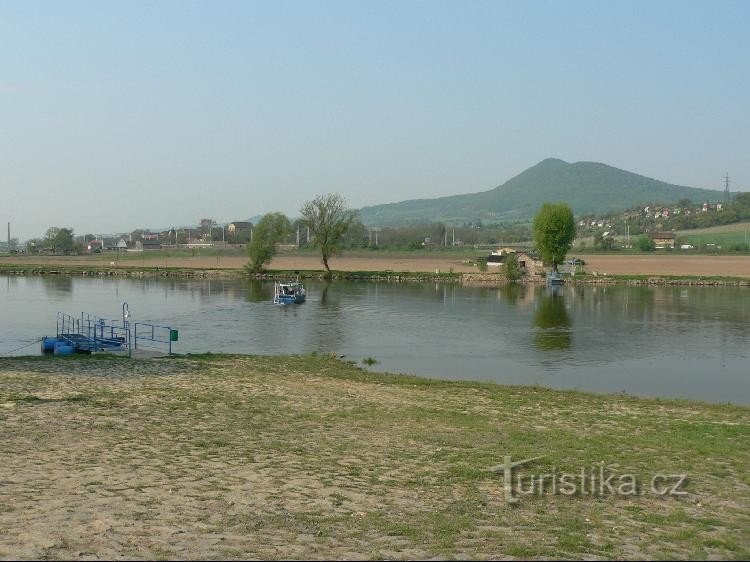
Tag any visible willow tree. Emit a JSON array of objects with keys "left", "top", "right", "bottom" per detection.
[
  {"left": 300, "top": 193, "right": 356, "bottom": 276},
  {"left": 533, "top": 203, "right": 576, "bottom": 271},
  {"left": 246, "top": 212, "right": 291, "bottom": 272},
  {"left": 503, "top": 252, "right": 522, "bottom": 282}
]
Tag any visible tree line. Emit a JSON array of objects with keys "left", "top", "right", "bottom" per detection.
[{"left": 247, "top": 193, "right": 358, "bottom": 276}]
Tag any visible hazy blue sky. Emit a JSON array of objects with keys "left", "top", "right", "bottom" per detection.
[{"left": 1, "top": 0, "right": 748, "bottom": 239}]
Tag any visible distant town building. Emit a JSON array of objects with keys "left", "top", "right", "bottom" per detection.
[
  {"left": 650, "top": 232, "right": 676, "bottom": 249},
  {"left": 228, "top": 222, "right": 251, "bottom": 234},
  {"left": 200, "top": 218, "right": 215, "bottom": 235},
  {"left": 87, "top": 239, "right": 103, "bottom": 253},
  {"left": 142, "top": 239, "right": 162, "bottom": 250}
]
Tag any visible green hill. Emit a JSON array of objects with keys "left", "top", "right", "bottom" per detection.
[{"left": 359, "top": 158, "right": 723, "bottom": 226}]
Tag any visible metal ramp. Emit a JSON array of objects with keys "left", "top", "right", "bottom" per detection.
[
  {"left": 53, "top": 302, "right": 177, "bottom": 357},
  {"left": 56, "top": 332, "right": 126, "bottom": 352}
]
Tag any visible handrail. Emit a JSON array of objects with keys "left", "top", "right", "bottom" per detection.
[
  {"left": 133, "top": 322, "right": 175, "bottom": 354},
  {"left": 54, "top": 305, "right": 176, "bottom": 356}
]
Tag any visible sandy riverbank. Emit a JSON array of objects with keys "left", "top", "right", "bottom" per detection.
[{"left": 1, "top": 354, "right": 749, "bottom": 559}]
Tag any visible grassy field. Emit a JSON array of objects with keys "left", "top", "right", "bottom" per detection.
[
  {"left": 1, "top": 354, "right": 748, "bottom": 559},
  {"left": 677, "top": 222, "right": 750, "bottom": 249}
]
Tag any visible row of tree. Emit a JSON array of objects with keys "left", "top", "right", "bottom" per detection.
[
  {"left": 24, "top": 227, "right": 76, "bottom": 255},
  {"left": 18, "top": 199, "right": 577, "bottom": 274},
  {"left": 666, "top": 193, "right": 750, "bottom": 231},
  {"left": 246, "top": 197, "right": 578, "bottom": 277},
  {"left": 247, "top": 193, "right": 357, "bottom": 276}
]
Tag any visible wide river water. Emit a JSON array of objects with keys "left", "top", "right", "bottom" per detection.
[{"left": 1, "top": 275, "right": 748, "bottom": 404}]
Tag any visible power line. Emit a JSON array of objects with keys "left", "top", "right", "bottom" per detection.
[{"left": 724, "top": 173, "right": 731, "bottom": 203}]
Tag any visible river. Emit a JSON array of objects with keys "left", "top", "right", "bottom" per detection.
[{"left": 1, "top": 275, "right": 748, "bottom": 404}]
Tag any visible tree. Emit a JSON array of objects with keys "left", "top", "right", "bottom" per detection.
[
  {"left": 54, "top": 228, "right": 74, "bottom": 254},
  {"left": 43, "top": 227, "right": 74, "bottom": 254},
  {"left": 637, "top": 235, "right": 656, "bottom": 252},
  {"left": 504, "top": 252, "right": 522, "bottom": 282},
  {"left": 340, "top": 217, "right": 369, "bottom": 249},
  {"left": 246, "top": 212, "right": 291, "bottom": 272},
  {"left": 300, "top": 193, "right": 357, "bottom": 275},
  {"left": 733, "top": 193, "right": 750, "bottom": 213},
  {"left": 533, "top": 203, "right": 576, "bottom": 271},
  {"left": 44, "top": 227, "right": 60, "bottom": 252}
]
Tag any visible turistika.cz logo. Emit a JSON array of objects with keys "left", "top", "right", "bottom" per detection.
[{"left": 489, "top": 455, "right": 687, "bottom": 504}]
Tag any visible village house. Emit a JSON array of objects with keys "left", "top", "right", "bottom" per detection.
[
  {"left": 228, "top": 221, "right": 251, "bottom": 234},
  {"left": 86, "top": 239, "right": 103, "bottom": 253},
  {"left": 650, "top": 232, "right": 676, "bottom": 249},
  {"left": 486, "top": 248, "right": 544, "bottom": 275}
]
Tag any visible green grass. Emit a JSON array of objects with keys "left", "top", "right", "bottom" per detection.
[
  {"left": 677, "top": 231, "right": 750, "bottom": 250},
  {"left": 678, "top": 220, "right": 750, "bottom": 235},
  {"left": 0, "top": 353, "right": 748, "bottom": 559},
  {"left": 674, "top": 221, "right": 750, "bottom": 251}
]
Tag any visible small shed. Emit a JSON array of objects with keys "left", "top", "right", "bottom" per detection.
[{"left": 486, "top": 249, "right": 544, "bottom": 275}]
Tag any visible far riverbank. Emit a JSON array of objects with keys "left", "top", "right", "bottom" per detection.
[{"left": 2, "top": 252, "right": 750, "bottom": 286}]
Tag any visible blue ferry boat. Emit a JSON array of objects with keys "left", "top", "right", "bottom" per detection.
[{"left": 273, "top": 281, "right": 306, "bottom": 304}]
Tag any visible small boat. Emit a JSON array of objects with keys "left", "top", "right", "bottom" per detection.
[
  {"left": 273, "top": 281, "right": 306, "bottom": 304},
  {"left": 547, "top": 270, "right": 565, "bottom": 286}
]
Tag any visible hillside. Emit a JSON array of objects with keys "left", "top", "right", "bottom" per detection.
[{"left": 359, "top": 158, "right": 723, "bottom": 226}]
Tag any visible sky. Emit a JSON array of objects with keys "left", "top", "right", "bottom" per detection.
[{"left": 1, "top": 0, "right": 748, "bottom": 240}]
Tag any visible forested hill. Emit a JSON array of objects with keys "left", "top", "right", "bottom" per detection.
[{"left": 359, "top": 158, "right": 722, "bottom": 226}]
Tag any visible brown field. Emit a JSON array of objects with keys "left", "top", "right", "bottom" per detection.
[
  {"left": 577, "top": 254, "right": 750, "bottom": 277},
  {"left": 0, "top": 254, "right": 478, "bottom": 273},
  {"left": 1, "top": 252, "right": 750, "bottom": 277}
]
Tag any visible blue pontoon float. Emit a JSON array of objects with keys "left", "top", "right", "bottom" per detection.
[{"left": 41, "top": 302, "right": 178, "bottom": 357}]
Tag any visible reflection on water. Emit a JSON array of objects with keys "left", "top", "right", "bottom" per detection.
[
  {"left": 500, "top": 283, "right": 525, "bottom": 305},
  {"left": 245, "top": 280, "right": 269, "bottom": 302},
  {"left": 533, "top": 287, "right": 572, "bottom": 351},
  {"left": 41, "top": 276, "right": 74, "bottom": 298},
  {"left": 1, "top": 275, "right": 749, "bottom": 404},
  {"left": 320, "top": 282, "right": 333, "bottom": 305}
]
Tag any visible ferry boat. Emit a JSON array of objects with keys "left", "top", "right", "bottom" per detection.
[{"left": 273, "top": 281, "right": 306, "bottom": 304}]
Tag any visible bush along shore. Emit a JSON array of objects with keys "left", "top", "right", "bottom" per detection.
[
  {"left": 0, "top": 353, "right": 748, "bottom": 559},
  {"left": 2, "top": 263, "right": 750, "bottom": 286}
]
